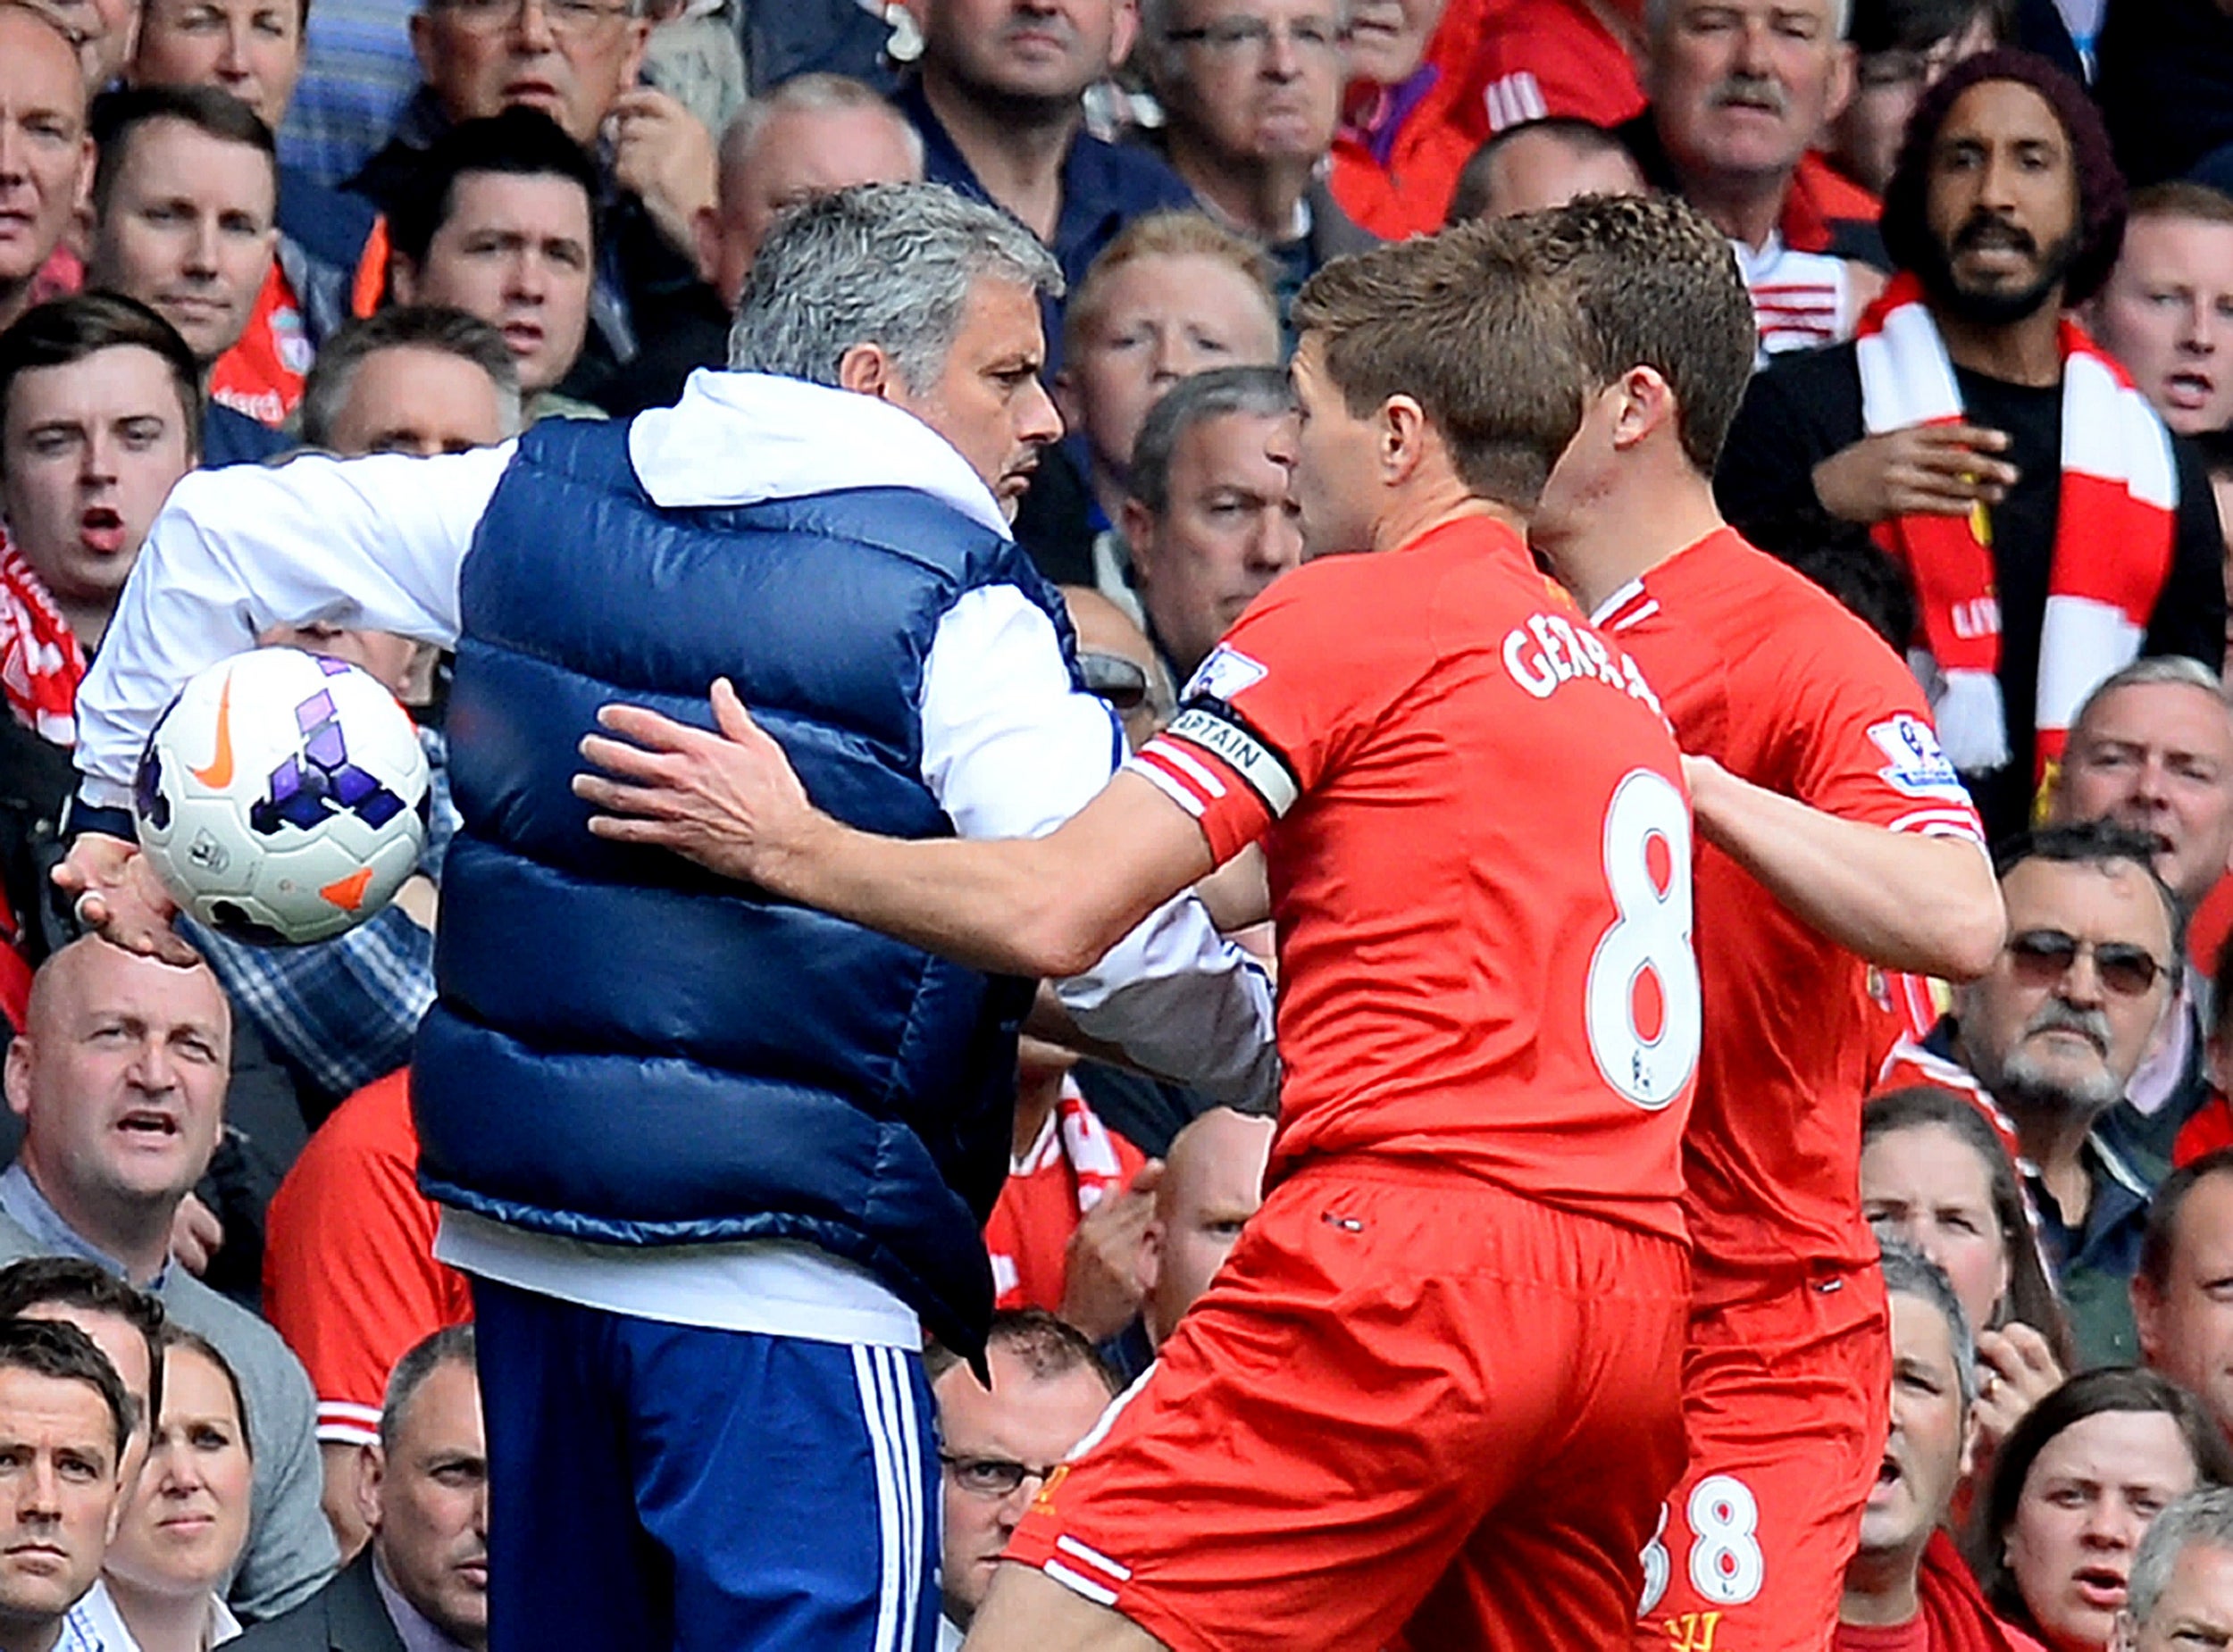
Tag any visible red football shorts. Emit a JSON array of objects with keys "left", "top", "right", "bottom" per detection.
[
  {"left": 1003, "top": 1159, "right": 1691, "bottom": 1652},
  {"left": 1635, "top": 1268, "right": 1891, "bottom": 1652}
]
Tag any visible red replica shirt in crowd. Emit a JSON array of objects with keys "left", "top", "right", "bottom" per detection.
[
  {"left": 1475, "top": 0, "right": 1647, "bottom": 132},
  {"left": 1596, "top": 529, "right": 1984, "bottom": 1300},
  {"left": 1131, "top": 515, "right": 1698, "bottom": 1242},
  {"left": 984, "top": 1087, "right": 1148, "bottom": 1314},
  {"left": 263, "top": 1070, "right": 474, "bottom": 1446}
]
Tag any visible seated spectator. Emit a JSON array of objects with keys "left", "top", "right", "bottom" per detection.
[
  {"left": 296, "top": 304, "right": 522, "bottom": 458},
  {"left": 348, "top": 0, "right": 717, "bottom": 413},
  {"left": 0, "top": 1257, "right": 163, "bottom": 1478},
  {"left": 1829, "top": 0, "right": 2003, "bottom": 198},
  {"left": 2137, "top": 1151, "right": 2233, "bottom": 1453},
  {"left": 1105, "top": 1104, "right": 1272, "bottom": 1381},
  {"left": 262, "top": 1071, "right": 473, "bottom": 1558},
  {"left": 928, "top": 1310, "right": 1119, "bottom": 1648},
  {"left": 2112, "top": 1487, "right": 2233, "bottom": 1651},
  {"left": 1714, "top": 51, "right": 2228, "bottom": 843},
  {"left": 1051, "top": 213, "right": 1281, "bottom": 551},
  {"left": 84, "top": 86, "right": 292, "bottom": 467},
  {"left": 1970, "top": 1368, "right": 2233, "bottom": 1652},
  {"left": 1627, "top": 0, "right": 1887, "bottom": 358},
  {"left": 2092, "top": 0, "right": 2233, "bottom": 191},
  {"left": 2173, "top": 933, "right": 2233, "bottom": 1166},
  {"left": 1135, "top": 0, "right": 1375, "bottom": 315},
  {"left": 128, "top": 0, "right": 388, "bottom": 429},
  {"left": 1326, "top": 0, "right": 1493, "bottom": 238},
  {"left": 698, "top": 75, "right": 922, "bottom": 311},
  {"left": 1919, "top": 824, "right": 2180, "bottom": 1365},
  {"left": 38, "top": 0, "right": 141, "bottom": 93},
  {"left": 1840, "top": 1240, "right": 2044, "bottom": 1650},
  {"left": 232, "top": 1325, "right": 488, "bottom": 1650},
  {"left": 2086, "top": 183, "right": 2233, "bottom": 441},
  {"left": 387, "top": 108, "right": 604, "bottom": 425},
  {"left": 72, "top": 1327, "right": 255, "bottom": 1650},
  {"left": 276, "top": 0, "right": 420, "bottom": 192},
  {"left": 1116, "top": 363, "right": 1300, "bottom": 686},
  {"left": 984, "top": 1037, "right": 1153, "bottom": 1343},
  {"left": 0, "top": 1318, "right": 134, "bottom": 1645},
  {"left": 2051, "top": 659, "right": 2233, "bottom": 1163},
  {"left": 0, "top": 4, "right": 96, "bottom": 338},
  {"left": 1864, "top": 1087, "right": 2074, "bottom": 1451},
  {"left": 0, "top": 295, "right": 198, "bottom": 746},
  {"left": 0, "top": 938, "right": 337, "bottom": 1619},
  {"left": 893, "top": 0, "right": 1194, "bottom": 330},
  {"left": 1444, "top": 116, "right": 1647, "bottom": 222}
]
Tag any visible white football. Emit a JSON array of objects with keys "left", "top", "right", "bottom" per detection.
[{"left": 132, "top": 647, "right": 430, "bottom": 945}]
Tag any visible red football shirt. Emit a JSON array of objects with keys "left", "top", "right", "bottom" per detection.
[
  {"left": 1131, "top": 516, "right": 1698, "bottom": 1242},
  {"left": 1597, "top": 529, "right": 1984, "bottom": 1301},
  {"left": 985, "top": 1089, "right": 1148, "bottom": 1314},
  {"left": 1476, "top": 0, "right": 1647, "bottom": 132}
]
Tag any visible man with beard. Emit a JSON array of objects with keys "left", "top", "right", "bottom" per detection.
[
  {"left": 1716, "top": 50, "right": 2228, "bottom": 845},
  {"left": 1925, "top": 821, "right": 2181, "bottom": 1366}
]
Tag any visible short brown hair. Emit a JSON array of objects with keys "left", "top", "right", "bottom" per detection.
[
  {"left": 1063, "top": 211, "right": 1278, "bottom": 358},
  {"left": 1291, "top": 222, "right": 1587, "bottom": 508},
  {"left": 2128, "top": 179, "right": 2233, "bottom": 229},
  {"left": 1514, "top": 192, "right": 1758, "bottom": 475}
]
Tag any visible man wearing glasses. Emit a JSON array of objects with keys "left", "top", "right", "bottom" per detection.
[
  {"left": 1134, "top": 0, "right": 1378, "bottom": 315},
  {"left": 1933, "top": 819, "right": 2184, "bottom": 1366},
  {"left": 346, "top": 0, "right": 717, "bottom": 413},
  {"left": 929, "top": 1312, "right": 1121, "bottom": 1652}
]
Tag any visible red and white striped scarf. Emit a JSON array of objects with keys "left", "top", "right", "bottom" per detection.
[
  {"left": 1855, "top": 272, "right": 2177, "bottom": 785},
  {"left": 0, "top": 535, "right": 85, "bottom": 748}
]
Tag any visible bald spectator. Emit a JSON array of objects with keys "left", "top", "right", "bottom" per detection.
[
  {"left": 698, "top": 77, "right": 922, "bottom": 311},
  {"left": 929, "top": 1312, "right": 1119, "bottom": 1649},
  {"left": 1134, "top": 0, "right": 1376, "bottom": 315},
  {"left": 2135, "top": 1151, "right": 2233, "bottom": 1448},
  {"left": 84, "top": 86, "right": 292, "bottom": 467},
  {"left": 1103, "top": 1105, "right": 1273, "bottom": 1381},
  {"left": 2052, "top": 659, "right": 2233, "bottom": 1161},
  {"left": 1445, "top": 116, "right": 1647, "bottom": 222},
  {"left": 0, "top": 4, "right": 95, "bottom": 339},
  {"left": 0, "top": 939, "right": 337, "bottom": 1619},
  {"left": 1117, "top": 363, "right": 1300, "bottom": 687},
  {"left": 2088, "top": 183, "right": 2233, "bottom": 440},
  {"left": 1052, "top": 218, "right": 1281, "bottom": 585},
  {"left": 2114, "top": 1487, "right": 2233, "bottom": 1651},
  {"left": 346, "top": 0, "right": 722, "bottom": 414},
  {"left": 895, "top": 0, "right": 1195, "bottom": 337},
  {"left": 1627, "top": 0, "right": 1889, "bottom": 357},
  {"left": 1827, "top": 0, "right": 2002, "bottom": 198}
]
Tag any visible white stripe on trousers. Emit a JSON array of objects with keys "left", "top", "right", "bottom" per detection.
[{"left": 854, "top": 1346, "right": 928, "bottom": 1650}]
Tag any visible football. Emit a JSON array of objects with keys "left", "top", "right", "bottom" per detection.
[{"left": 132, "top": 647, "right": 431, "bottom": 945}]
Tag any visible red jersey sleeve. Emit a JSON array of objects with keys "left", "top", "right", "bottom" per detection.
[
  {"left": 1780, "top": 616, "right": 1986, "bottom": 844},
  {"left": 1128, "top": 581, "right": 1402, "bottom": 864}
]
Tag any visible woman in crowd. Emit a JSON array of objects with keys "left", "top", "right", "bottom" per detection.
[
  {"left": 1863, "top": 1087, "right": 2074, "bottom": 1450},
  {"left": 1969, "top": 1367, "right": 2233, "bottom": 1652},
  {"left": 79, "top": 1326, "right": 254, "bottom": 1650}
]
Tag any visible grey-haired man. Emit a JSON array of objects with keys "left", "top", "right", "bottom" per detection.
[{"left": 59, "top": 181, "right": 1275, "bottom": 1651}]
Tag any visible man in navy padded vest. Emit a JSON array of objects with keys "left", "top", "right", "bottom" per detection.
[{"left": 54, "top": 182, "right": 1279, "bottom": 1652}]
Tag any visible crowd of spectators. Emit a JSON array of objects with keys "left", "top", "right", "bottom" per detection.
[{"left": 0, "top": 0, "right": 2229, "bottom": 1641}]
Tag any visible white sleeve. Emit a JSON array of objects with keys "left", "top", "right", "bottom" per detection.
[
  {"left": 921, "top": 587, "right": 1279, "bottom": 1110},
  {"left": 75, "top": 445, "right": 514, "bottom": 808}
]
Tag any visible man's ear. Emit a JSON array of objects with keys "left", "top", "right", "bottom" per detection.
[
  {"left": 4, "top": 1033, "right": 33, "bottom": 1125},
  {"left": 1379, "top": 394, "right": 1430, "bottom": 481},
  {"left": 838, "top": 341, "right": 899, "bottom": 402},
  {"left": 1119, "top": 497, "right": 1157, "bottom": 572},
  {"left": 389, "top": 254, "right": 421, "bottom": 306},
  {"left": 2133, "top": 1268, "right": 2167, "bottom": 1367},
  {"left": 353, "top": 1442, "right": 385, "bottom": 1534},
  {"left": 1137, "top": 1219, "right": 1163, "bottom": 1297}
]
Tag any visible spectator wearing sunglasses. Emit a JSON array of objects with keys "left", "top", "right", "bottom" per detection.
[
  {"left": 926, "top": 1310, "right": 1119, "bottom": 1650},
  {"left": 1924, "top": 820, "right": 2182, "bottom": 1365},
  {"left": 2050, "top": 659, "right": 2233, "bottom": 1164}
]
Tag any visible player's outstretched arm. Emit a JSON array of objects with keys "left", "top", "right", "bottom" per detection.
[
  {"left": 577, "top": 680, "right": 1217, "bottom": 980},
  {"left": 1685, "top": 755, "right": 2006, "bottom": 979}
]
